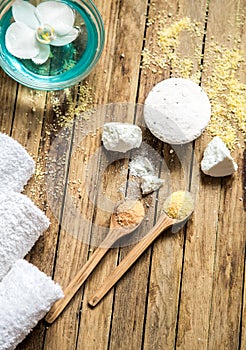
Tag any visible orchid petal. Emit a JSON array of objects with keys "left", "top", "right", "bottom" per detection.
[
  {"left": 51, "top": 27, "right": 79, "bottom": 46},
  {"left": 32, "top": 43, "right": 50, "bottom": 65},
  {"left": 36, "top": 1, "right": 75, "bottom": 28},
  {"left": 5, "top": 22, "right": 39, "bottom": 59},
  {"left": 12, "top": 0, "right": 39, "bottom": 30},
  {"left": 52, "top": 22, "right": 76, "bottom": 36}
]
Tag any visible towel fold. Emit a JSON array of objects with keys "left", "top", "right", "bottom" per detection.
[
  {"left": 0, "top": 259, "right": 63, "bottom": 350},
  {"left": 0, "top": 192, "right": 50, "bottom": 280},
  {"left": 0, "top": 132, "right": 35, "bottom": 193}
]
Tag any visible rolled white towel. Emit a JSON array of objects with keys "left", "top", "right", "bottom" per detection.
[
  {"left": 0, "top": 132, "right": 35, "bottom": 193},
  {"left": 0, "top": 192, "right": 50, "bottom": 280},
  {"left": 0, "top": 259, "right": 64, "bottom": 350}
]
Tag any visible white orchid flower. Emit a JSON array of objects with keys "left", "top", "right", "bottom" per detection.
[{"left": 5, "top": 0, "right": 79, "bottom": 64}]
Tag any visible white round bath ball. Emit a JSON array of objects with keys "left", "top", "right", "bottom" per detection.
[{"left": 144, "top": 78, "right": 211, "bottom": 144}]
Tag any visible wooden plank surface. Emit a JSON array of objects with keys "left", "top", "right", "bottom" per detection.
[
  {"left": 138, "top": 1, "right": 208, "bottom": 349},
  {"left": 0, "top": 0, "right": 245, "bottom": 349},
  {"left": 204, "top": 1, "right": 245, "bottom": 349}
]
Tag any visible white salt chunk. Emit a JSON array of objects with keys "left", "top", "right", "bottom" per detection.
[
  {"left": 129, "top": 156, "right": 154, "bottom": 177},
  {"left": 201, "top": 137, "right": 238, "bottom": 177},
  {"left": 129, "top": 157, "right": 164, "bottom": 194},
  {"left": 102, "top": 122, "right": 142, "bottom": 153},
  {"left": 141, "top": 175, "right": 164, "bottom": 194},
  {"left": 144, "top": 78, "right": 211, "bottom": 144}
]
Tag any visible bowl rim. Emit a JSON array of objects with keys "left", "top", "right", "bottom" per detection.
[{"left": 0, "top": 0, "right": 105, "bottom": 90}]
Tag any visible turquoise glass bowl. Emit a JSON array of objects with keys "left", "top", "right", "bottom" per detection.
[{"left": 0, "top": 0, "right": 105, "bottom": 90}]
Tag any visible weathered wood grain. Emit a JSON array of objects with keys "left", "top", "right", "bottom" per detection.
[
  {"left": 176, "top": 1, "right": 246, "bottom": 349},
  {"left": 0, "top": 70, "right": 17, "bottom": 133},
  {"left": 136, "top": 0, "right": 208, "bottom": 349},
  {"left": 242, "top": 250, "right": 246, "bottom": 349},
  {"left": 76, "top": 1, "right": 150, "bottom": 349},
  {"left": 44, "top": 0, "right": 149, "bottom": 348},
  {"left": 0, "top": 0, "right": 245, "bottom": 349},
  {"left": 205, "top": 1, "right": 246, "bottom": 349},
  {"left": 110, "top": 0, "right": 179, "bottom": 347},
  {"left": 43, "top": 0, "right": 123, "bottom": 348},
  {"left": 240, "top": 8, "right": 246, "bottom": 346}
]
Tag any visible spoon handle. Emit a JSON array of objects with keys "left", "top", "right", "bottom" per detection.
[
  {"left": 88, "top": 214, "right": 174, "bottom": 308},
  {"left": 45, "top": 229, "right": 119, "bottom": 324}
]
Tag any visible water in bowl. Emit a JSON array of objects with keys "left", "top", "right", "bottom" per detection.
[{"left": 0, "top": 0, "right": 100, "bottom": 88}]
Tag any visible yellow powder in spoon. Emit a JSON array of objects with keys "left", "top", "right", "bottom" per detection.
[
  {"left": 163, "top": 191, "right": 194, "bottom": 220},
  {"left": 115, "top": 200, "right": 145, "bottom": 229}
]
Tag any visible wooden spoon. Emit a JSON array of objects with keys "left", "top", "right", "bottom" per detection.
[
  {"left": 45, "top": 200, "right": 145, "bottom": 324},
  {"left": 88, "top": 213, "right": 175, "bottom": 307},
  {"left": 88, "top": 191, "right": 194, "bottom": 307}
]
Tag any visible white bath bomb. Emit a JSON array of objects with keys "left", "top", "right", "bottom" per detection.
[
  {"left": 201, "top": 137, "right": 238, "bottom": 177},
  {"left": 102, "top": 122, "right": 142, "bottom": 153},
  {"left": 144, "top": 78, "right": 211, "bottom": 144}
]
